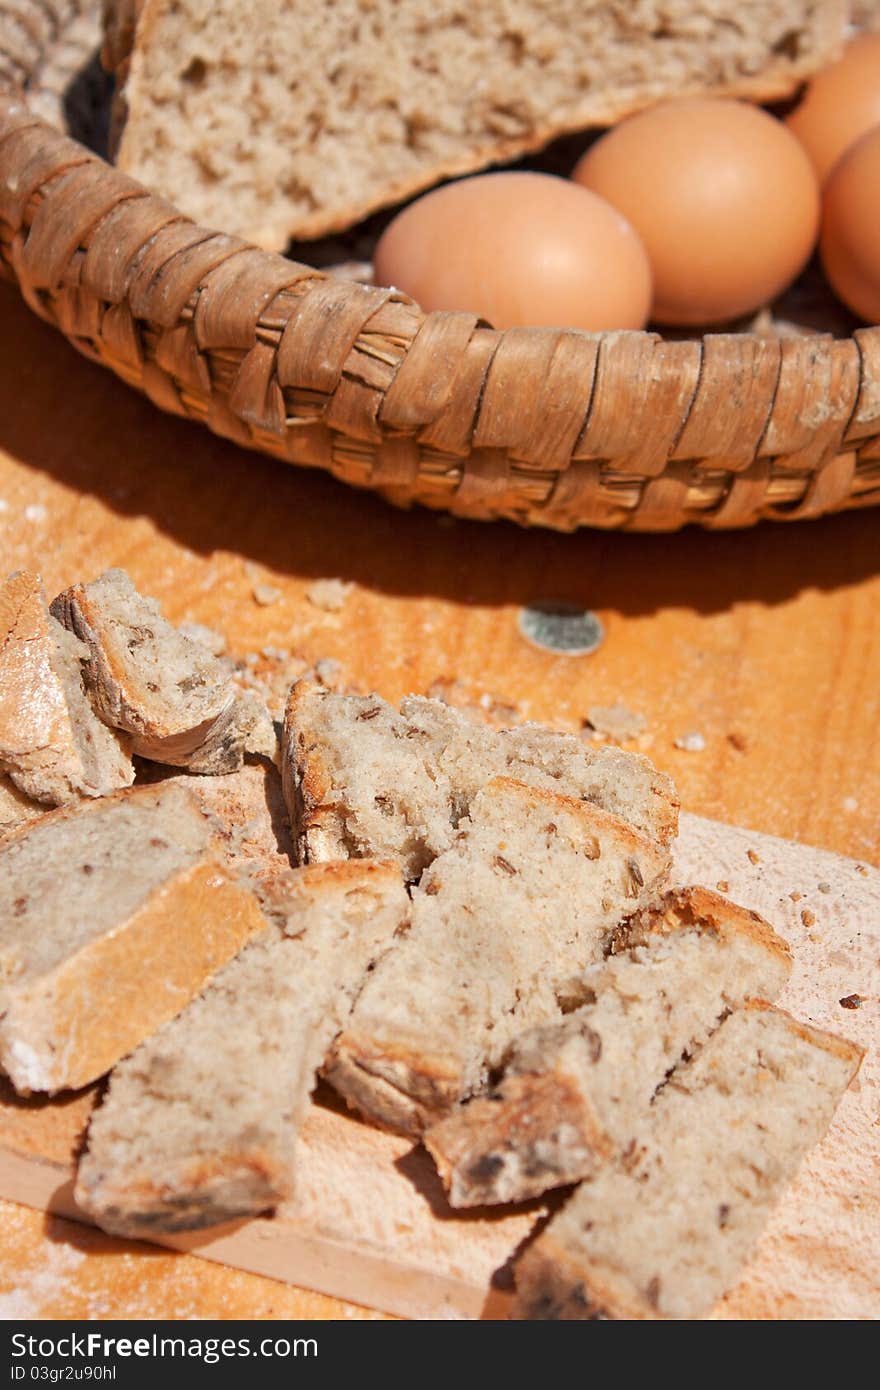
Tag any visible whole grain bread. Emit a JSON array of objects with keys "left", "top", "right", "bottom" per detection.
[
  {"left": 514, "top": 1004, "right": 863, "bottom": 1320},
  {"left": 283, "top": 680, "right": 677, "bottom": 880},
  {"left": 0, "top": 571, "right": 134, "bottom": 806},
  {"left": 75, "top": 859, "right": 407, "bottom": 1234},
  {"left": 0, "top": 783, "right": 266, "bottom": 1093},
  {"left": 425, "top": 886, "right": 792, "bottom": 1206},
  {"left": 52, "top": 569, "right": 275, "bottom": 774},
  {"left": 104, "top": 0, "right": 844, "bottom": 250},
  {"left": 326, "top": 777, "right": 669, "bottom": 1136}
]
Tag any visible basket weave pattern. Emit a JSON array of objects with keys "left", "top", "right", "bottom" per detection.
[{"left": 1, "top": 1, "right": 880, "bottom": 530}]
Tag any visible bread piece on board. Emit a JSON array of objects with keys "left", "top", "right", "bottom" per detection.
[
  {"left": 425, "top": 886, "right": 792, "bottom": 1206},
  {"left": 283, "top": 680, "right": 677, "bottom": 879},
  {"left": 514, "top": 1004, "right": 863, "bottom": 1320},
  {"left": 104, "top": 1, "right": 844, "bottom": 249},
  {"left": 0, "top": 783, "right": 266, "bottom": 1093},
  {"left": 0, "top": 571, "right": 134, "bottom": 806},
  {"left": 75, "top": 859, "right": 408, "bottom": 1235},
  {"left": 51, "top": 569, "right": 274, "bottom": 774},
  {"left": 326, "top": 778, "right": 669, "bottom": 1136}
]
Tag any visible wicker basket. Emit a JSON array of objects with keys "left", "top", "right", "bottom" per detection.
[{"left": 1, "top": 1, "right": 879, "bottom": 531}]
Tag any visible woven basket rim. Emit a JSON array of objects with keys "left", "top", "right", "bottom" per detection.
[{"left": 0, "top": 0, "right": 879, "bottom": 532}]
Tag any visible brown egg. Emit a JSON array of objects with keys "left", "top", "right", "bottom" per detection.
[
  {"left": 820, "top": 125, "right": 880, "bottom": 323},
  {"left": 573, "top": 98, "right": 820, "bottom": 327},
  {"left": 786, "top": 33, "right": 880, "bottom": 183},
  {"left": 372, "top": 172, "right": 652, "bottom": 332}
]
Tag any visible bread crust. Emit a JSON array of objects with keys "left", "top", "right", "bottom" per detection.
[
  {"left": 740, "top": 998, "right": 864, "bottom": 1071},
  {"left": 484, "top": 775, "right": 665, "bottom": 860},
  {"left": 426, "top": 1070, "right": 607, "bottom": 1206},
  {"left": 324, "top": 1041, "right": 463, "bottom": 1136},
  {"left": 280, "top": 855, "right": 407, "bottom": 902},
  {"left": 76, "top": 1148, "right": 291, "bottom": 1237},
  {"left": 0, "top": 570, "right": 133, "bottom": 804},
  {"left": 515, "top": 1233, "right": 662, "bottom": 1320},
  {"left": 626, "top": 884, "right": 793, "bottom": 965},
  {"left": 52, "top": 574, "right": 270, "bottom": 773},
  {"left": 281, "top": 680, "right": 349, "bottom": 864}
]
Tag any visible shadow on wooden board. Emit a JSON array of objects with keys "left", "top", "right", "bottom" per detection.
[{"left": 0, "top": 284, "right": 877, "bottom": 618}]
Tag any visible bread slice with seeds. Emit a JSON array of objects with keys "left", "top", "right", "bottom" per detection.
[
  {"left": 51, "top": 569, "right": 274, "bottom": 774},
  {"left": 514, "top": 1004, "right": 863, "bottom": 1320},
  {"left": 0, "top": 571, "right": 134, "bottom": 806},
  {"left": 425, "top": 886, "right": 792, "bottom": 1206},
  {"left": 75, "top": 859, "right": 407, "bottom": 1235},
  {"left": 0, "top": 782, "right": 266, "bottom": 1093},
  {"left": 282, "top": 679, "right": 677, "bottom": 879},
  {"left": 325, "top": 777, "right": 669, "bottom": 1136}
]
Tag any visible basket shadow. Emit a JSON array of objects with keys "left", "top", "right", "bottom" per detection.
[{"left": 0, "top": 282, "right": 877, "bottom": 618}]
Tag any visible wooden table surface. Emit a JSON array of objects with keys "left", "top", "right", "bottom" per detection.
[{"left": 0, "top": 280, "right": 878, "bottom": 1320}]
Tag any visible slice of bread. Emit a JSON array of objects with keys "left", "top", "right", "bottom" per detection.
[
  {"left": 104, "top": 1, "right": 844, "bottom": 249},
  {"left": 0, "top": 571, "right": 134, "bottom": 806},
  {"left": 51, "top": 569, "right": 274, "bottom": 774},
  {"left": 283, "top": 680, "right": 677, "bottom": 880},
  {"left": 425, "top": 887, "right": 792, "bottom": 1206},
  {"left": 326, "top": 778, "right": 669, "bottom": 1136},
  {"left": 75, "top": 859, "right": 407, "bottom": 1235},
  {"left": 514, "top": 1004, "right": 863, "bottom": 1319},
  {"left": 0, "top": 783, "right": 266, "bottom": 1093}
]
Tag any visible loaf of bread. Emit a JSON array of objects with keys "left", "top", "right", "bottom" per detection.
[
  {"left": 103, "top": 1, "right": 844, "bottom": 249},
  {"left": 425, "top": 887, "right": 792, "bottom": 1206},
  {"left": 514, "top": 1004, "right": 863, "bottom": 1319},
  {"left": 75, "top": 859, "right": 407, "bottom": 1234},
  {"left": 52, "top": 569, "right": 274, "bottom": 774},
  {"left": 326, "top": 777, "right": 669, "bottom": 1135},
  {"left": 0, "top": 571, "right": 133, "bottom": 806},
  {"left": 283, "top": 680, "right": 677, "bottom": 880},
  {"left": 0, "top": 783, "right": 266, "bottom": 1093}
]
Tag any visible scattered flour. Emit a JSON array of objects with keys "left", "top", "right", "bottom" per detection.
[{"left": 0, "top": 1231, "right": 86, "bottom": 1319}]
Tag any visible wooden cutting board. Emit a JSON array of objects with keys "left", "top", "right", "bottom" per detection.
[
  {"left": 1, "top": 812, "right": 876, "bottom": 1320},
  {"left": 0, "top": 280, "right": 878, "bottom": 1317}
]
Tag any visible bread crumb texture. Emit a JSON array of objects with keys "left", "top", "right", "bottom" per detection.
[
  {"left": 0, "top": 571, "right": 133, "bottom": 806},
  {"left": 111, "top": 0, "right": 843, "bottom": 246},
  {"left": 282, "top": 680, "right": 678, "bottom": 880}
]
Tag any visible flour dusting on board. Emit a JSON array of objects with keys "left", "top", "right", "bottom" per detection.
[{"left": 0, "top": 1219, "right": 85, "bottom": 1319}]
